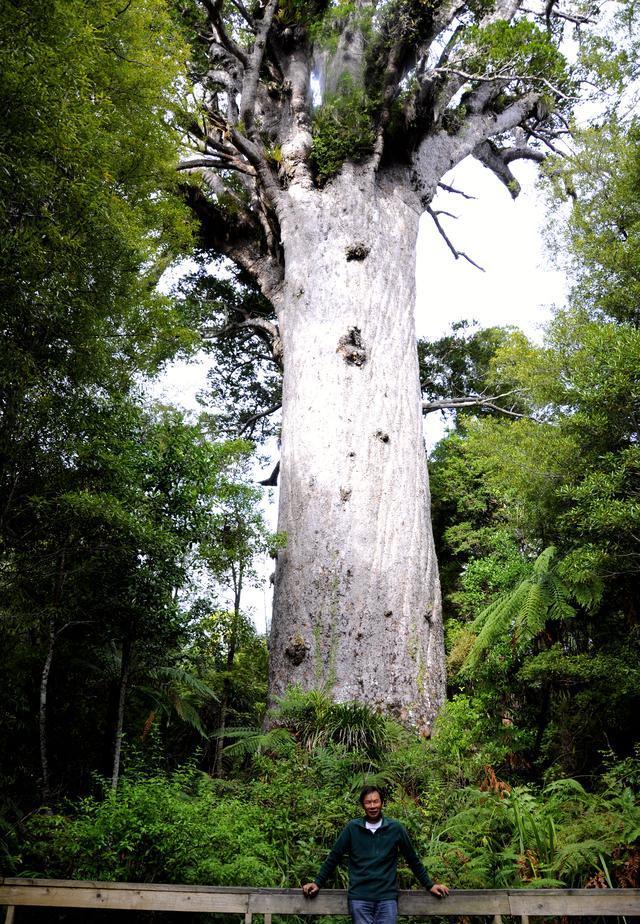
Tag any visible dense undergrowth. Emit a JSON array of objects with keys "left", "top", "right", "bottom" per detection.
[{"left": 11, "top": 690, "right": 640, "bottom": 894}]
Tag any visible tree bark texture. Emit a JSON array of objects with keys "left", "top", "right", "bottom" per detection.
[
  {"left": 182, "top": 0, "right": 575, "bottom": 728},
  {"left": 269, "top": 169, "right": 445, "bottom": 730}
]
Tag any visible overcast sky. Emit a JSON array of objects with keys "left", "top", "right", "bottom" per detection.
[{"left": 152, "top": 156, "right": 568, "bottom": 631}]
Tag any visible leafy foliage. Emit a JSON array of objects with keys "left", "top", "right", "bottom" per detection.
[
  {"left": 310, "top": 77, "right": 377, "bottom": 184},
  {"left": 171, "top": 258, "right": 282, "bottom": 441},
  {"left": 427, "top": 112, "right": 640, "bottom": 783},
  {"left": 460, "top": 547, "right": 577, "bottom": 674}
]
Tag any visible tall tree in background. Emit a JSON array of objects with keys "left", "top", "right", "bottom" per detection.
[
  {"left": 424, "top": 108, "right": 640, "bottom": 777},
  {"left": 176, "top": 0, "right": 611, "bottom": 727}
]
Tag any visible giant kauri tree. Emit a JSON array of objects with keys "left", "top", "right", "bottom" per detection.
[{"left": 178, "top": 0, "right": 597, "bottom": 729}]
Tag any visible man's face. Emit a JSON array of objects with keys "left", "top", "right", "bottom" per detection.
[{"left": 362, "top": 791, "right": 383, "bottom": 821}]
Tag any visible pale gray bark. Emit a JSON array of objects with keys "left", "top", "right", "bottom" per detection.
[
  {"left": 111, "top": 636, "right": 132, "bottom": 791},
  {"left": 184, "top": 0, "right": 580, "bottom": 729},
  {"left": 39, "top": 616, "right": 56, "bottom": 804},
  {"left": 268, "top": 167, "right": 445, "bottom": 731}
]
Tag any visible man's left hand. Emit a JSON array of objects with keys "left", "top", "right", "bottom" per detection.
[{"left": 429, "top": 884, "right": 449, "bottom": 898}]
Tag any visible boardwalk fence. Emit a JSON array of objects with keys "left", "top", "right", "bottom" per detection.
[{"left": 1, "top": 880, "right": 639, "bottom": 923}]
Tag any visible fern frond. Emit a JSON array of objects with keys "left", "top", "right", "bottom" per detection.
[
  {"left": 464, "top": 583, "right": 531, "bottom": 671},
  {"left": 533, "top": 546, "right": 557, "bottom": 576},
  {"left": 515, "top": 582, "right": 548, "bottom": 650},
  {"left": 173, "top": 700, "right": 208, "bottom": 736},
  {"left": 148, "top": 666, "right": 218, "bottom": 700},
  {"left": 221, "top": 726, "right": 295, "bottom": 758}
]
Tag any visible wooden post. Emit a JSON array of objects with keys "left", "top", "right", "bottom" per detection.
[
  {"left": 264, "top": 914, "right": 272, "bottom": 924},
  {"left": 493, "top": 915, "right": 502, "bottom": 924},
  {"left": 521, "top": 915, "right": 529, "bottom": 924},
  {"left": 245, "top": 911, "right": 252, "bottom": 924},
  {"left": 4, "top": 907, "right": 16, "bottom": 924}
]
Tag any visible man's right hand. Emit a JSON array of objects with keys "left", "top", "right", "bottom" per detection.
[
  {"left": 302, "top": 883, "right": 319, "bottom": 897},
  {"left": 430, "top": 884, "right": 449, "bottom": 898}
]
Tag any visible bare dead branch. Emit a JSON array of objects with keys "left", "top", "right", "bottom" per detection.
[
  {"left": 438, "top": 182, "right": 477, "bottom": 200},
  {"left": 433, "top": 64, "right": 578, "bottom": 102},
  {"left": 522, "top": 3, "right": 596, "bottom": 25},
  {"left": 177, "top": 156, "right": 257, "bottom": 175},
  {"left": 427, "top": 206, "right": 485, "bottom": 271},
  {"left": 422, "top": 394, "right": 529, "bottom": 418}
]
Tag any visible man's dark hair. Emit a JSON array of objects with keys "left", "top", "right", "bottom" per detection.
[{"left": 359, "top": 785, "right": 384, "bottom": 806}]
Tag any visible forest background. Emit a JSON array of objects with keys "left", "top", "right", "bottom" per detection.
[{"left": 1, "top": 0, "right": 639, "bottom": 920}]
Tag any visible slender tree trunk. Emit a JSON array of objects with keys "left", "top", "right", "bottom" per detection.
[
  {"left": 39, "top": 615, "right": 56, "bottom": 804},
  {"left": 39, "top": 549, "right": 67, "bottom": 804},
  {"left": 213, "top": 566, "right": 243, "bottom": 776},
  {"left": 111, "top": 636, "right": 132, "bottom": 791},
  {"left": 269, "top": 167, "right": 446, "bottom": 732}
]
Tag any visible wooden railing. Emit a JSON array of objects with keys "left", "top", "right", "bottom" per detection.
[{"left": 1, "top": 880, "right": 639, "bottom": 922}]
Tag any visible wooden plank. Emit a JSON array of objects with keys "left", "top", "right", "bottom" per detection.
[
  {"left": 0, "top": 884, "right": 249, "bottom": 914},
  {"left": 1, "top": 879, "right": 252, "bottom": 895},
  {"left": 399, "top": 890, "right": 510, "bottom": 915},
  {"left": 248, "top": 891, "right": 348, "bottom": 914},
  {"left": 1, "top": 881, "right": 639, "bottom": 917},
  {"left": 508, "top": 889, "right": 640, "bottom": 917},
  {"left": 3, "top": 907, "right": 15, "bottom": 924}
]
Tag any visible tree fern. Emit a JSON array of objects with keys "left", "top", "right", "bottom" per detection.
[
  {"left": 462, "top": 547, "right": 577, "bottom": 674},
  {"left": 138, "top": 665, "right": 218, "bottom": 737}
]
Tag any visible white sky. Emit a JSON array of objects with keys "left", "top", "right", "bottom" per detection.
[{"left": 152, "top": 154, "right": 568, "bottom": 631}]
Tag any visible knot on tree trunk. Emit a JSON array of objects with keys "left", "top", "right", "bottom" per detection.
[
  {"left": 337, "top": 326, "right": 367, "bottom": 366},
  {"left": 284, "top": 633, "right": 310, "bottom": 665},
  {"left": 345, "top": 241, "right": 370, "bottom": 261}
]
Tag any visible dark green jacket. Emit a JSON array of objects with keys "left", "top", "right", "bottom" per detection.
[{"left": 314, "top": 816, "right": 433, "bottom": 901}]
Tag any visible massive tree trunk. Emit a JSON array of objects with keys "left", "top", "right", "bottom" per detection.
[
  {"left": 180, "top": 0, "right": 576, "bottom": 728},
  {"left": 269, "top": 168, "right": 445, "bottom": 729}
]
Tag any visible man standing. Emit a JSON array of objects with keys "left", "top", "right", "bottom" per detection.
[{"left": 302, "top": 785, "right": 449, "bottom": 924}]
